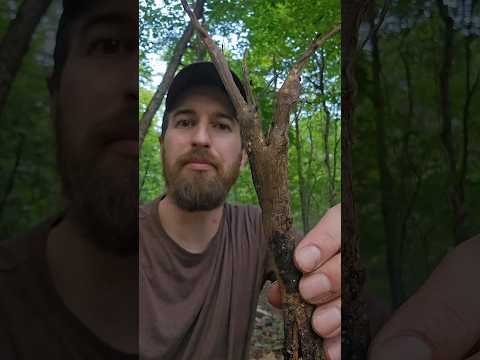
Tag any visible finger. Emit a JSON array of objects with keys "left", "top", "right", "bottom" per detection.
[
  {"left": 294, "top": 204, "right": 341, "bottom": 273},
  {"left": 369, "top": 236, "right": 480, "bottom": 360},
  {"left": 267, "top": 281, "right": 282, "bottom": 309},
  {"left": 299, "top": 252, "right": 341, "bottom": 304},
  {"left": 324, "top": 335, "right": 341, "bottom": 360},
  {"left": 312, "top": 298, "right": 341, "bottom": 338}
]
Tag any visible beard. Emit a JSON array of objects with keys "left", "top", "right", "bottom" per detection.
[
  {"left": 54, "top": 106, "right": 138, "bottom": 256},
  {"left": 161, "top": 147, "right": 241, "bottom": 212}
]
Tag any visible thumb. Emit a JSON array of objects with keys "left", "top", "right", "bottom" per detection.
[{"left": 369, "top": 236, "right": 480, "bottom": 360}]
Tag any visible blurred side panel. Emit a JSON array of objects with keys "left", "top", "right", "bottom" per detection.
[{"left": 348, "top": 0, "right": 480, "bottom": 358}]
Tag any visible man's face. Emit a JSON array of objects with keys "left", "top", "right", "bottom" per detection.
[
  {"left": 51, "top": 0, "right": 138, "bottom": 255},
  {"left": 161, "top": 86, "right": 245, "bottom": 211}
]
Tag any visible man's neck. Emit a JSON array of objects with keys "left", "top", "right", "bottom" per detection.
[
  {"left": 46, "top": 214, "right": 138, "bottom": 354},
  {"left": 158, "top": 195, "right": 224, "bottom": 254}
]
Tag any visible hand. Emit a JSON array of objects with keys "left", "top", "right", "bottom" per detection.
[
  {"left": 368, "top": 236, "right": 480, "bottom": 360},
  {"left": 268, "top": 204, "right": 341, "bottom": 360}
]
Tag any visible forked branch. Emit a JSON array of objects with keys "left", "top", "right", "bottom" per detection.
[{"left": 271, "top": 25, "right": 341, "bottom": 145}]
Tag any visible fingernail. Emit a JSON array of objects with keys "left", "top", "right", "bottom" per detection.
[
  {"left": 296, "top": 246, "right": 321, "bottom": 272},
  {"left": 314, "top": 307, "right": 341, "bottom": 337},
  {"left": 370, "top": 336, "right": 432, "bottom": 360}
]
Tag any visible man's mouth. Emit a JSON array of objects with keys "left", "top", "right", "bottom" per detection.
[{"left": 185, "top": 160, "right": 214, "bottom": 171}]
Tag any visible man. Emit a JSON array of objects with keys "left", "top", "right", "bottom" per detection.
[
  {"left": 139, "top": 62, "right": 341, "bottom": 360},
  {"left": 0, "top": 0, "right": 139, "bottom": 358}
]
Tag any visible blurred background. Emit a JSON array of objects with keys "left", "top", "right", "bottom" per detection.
[{"left": 354, "top": 0, "right": 480, "bottom": 317}]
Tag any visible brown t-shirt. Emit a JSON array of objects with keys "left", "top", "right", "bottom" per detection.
[
  {"left": 139, "top": 198, "right": 272, "bottom": 360},
  {"left": 0, "top": 219, "right": 138, "bottom": 360}
]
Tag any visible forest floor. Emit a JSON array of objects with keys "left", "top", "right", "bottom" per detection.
[{"left": 249, "top": 282, "right": 284, "bottom": 360}]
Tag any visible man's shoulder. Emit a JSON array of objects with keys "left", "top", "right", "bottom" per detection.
[
  {"left": 0, "top": 233, "right": 32, "bottom": 272},
  {"left": 139, "top": 197, "right": 161, "bottom": 220},
  {"left": 0, "top": 220, "right": 52, "bottom": 272},
  {"left": 224, "top": 203, "right": 264, "bottom": 234}
]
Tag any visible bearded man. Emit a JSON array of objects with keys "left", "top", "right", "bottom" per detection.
[{"left": 139, "top": 62, "right": 342, "bottom": 360}]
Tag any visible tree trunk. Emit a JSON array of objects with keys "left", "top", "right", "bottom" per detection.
[
  {"left": 436, "top": 0, "right": 467, "bottom": 245},
  {"left": 0, "top": 0, "right": 53, "bottom": 118},
  {"left": 138, "top": 0, "right": 205, "bottom": 149},
  {"left": 341, "top": 0, "right": 371, "bottom": 358},
  {"left": 458, "top": 36, "right": 480, "bottom": 243},
  {"left": 369, "top": 11, "right": 408, "bottom": 308}
]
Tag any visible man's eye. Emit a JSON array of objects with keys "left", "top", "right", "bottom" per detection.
[
  {"left": 214, "top": 122, "right": 232, "bottom": 132},
  {"left": 87, "top": 38, "right": 124, "bottom": 56},
  {"left": 175, "top": 119, "right": 194, "bottom": 128}
]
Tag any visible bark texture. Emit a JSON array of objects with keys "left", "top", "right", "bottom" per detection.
[
  {"left": 0, "top": 0, "right": 53, "bottom": 118},
  {"left": 180, "top": 1, "right": 340, "bottom": 358}
]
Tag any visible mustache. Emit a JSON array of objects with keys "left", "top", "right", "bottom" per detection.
[{"left": 177, "top": 148, "right": 220, "bottom": 169}]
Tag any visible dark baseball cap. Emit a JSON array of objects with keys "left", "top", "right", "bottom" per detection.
[{"left": 162, "top": 62, "right": 246, "bottom": 135}]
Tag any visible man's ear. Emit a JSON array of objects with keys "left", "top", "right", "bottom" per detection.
[{"left": 240, "top": 149, "right": 248, "bottom": 168}]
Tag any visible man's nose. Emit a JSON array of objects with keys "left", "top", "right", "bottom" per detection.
[{"left": 191, "top": 122, "right": 211, "bottom": 147}]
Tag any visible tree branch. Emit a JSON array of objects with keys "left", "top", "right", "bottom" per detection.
[
  {"left": 180, "top": 0, "right": 247, "bottom": 112},
  {"left": 0, "top": 0, "right": 52, "bottom": 118},
  {"left": 139, "top": 0, "right": 206, "bottom": 149},
  {"left": 180, "top": 0, "right": 264, "bottom": 153},
  {"left": 270, "top": 25, "right": 340, "bottom": 145}
]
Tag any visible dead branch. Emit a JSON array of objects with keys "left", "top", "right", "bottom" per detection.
[{"left": 270, "top": 25, "right": 340, "bottom": 146}]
